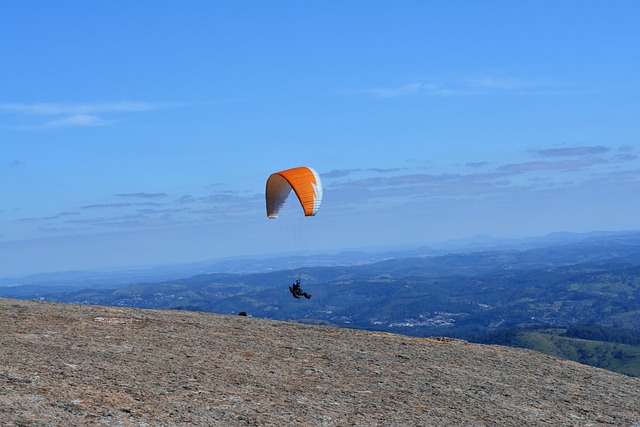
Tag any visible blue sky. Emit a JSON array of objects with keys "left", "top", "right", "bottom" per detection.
[{"left": 1, "top": 1, "right": 639, "bottom": 276}]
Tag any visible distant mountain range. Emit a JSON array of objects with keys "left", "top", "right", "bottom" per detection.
[{"left": 2, "top": 229, "right": 635, "bottom": 287}]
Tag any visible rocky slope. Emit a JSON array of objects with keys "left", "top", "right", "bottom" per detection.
[{"left": 1, "top": 297, "right": 639, "bottom": 426}]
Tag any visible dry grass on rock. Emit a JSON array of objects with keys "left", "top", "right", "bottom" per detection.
[{"left": 1, "top": 298, "right": 639, "bottom": 426}]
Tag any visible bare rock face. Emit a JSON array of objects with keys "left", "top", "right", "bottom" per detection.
[{"left": 1, "top": 297, "right": 639, "bottom": 426}]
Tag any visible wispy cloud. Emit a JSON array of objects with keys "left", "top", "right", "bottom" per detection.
[
  {"left": 81, "top": 202, "right": 162, "bottom": 209},
  {"left": 615, "top": 146, "right": 637, "bottom": 162},
  {"left": 322, "top": 168, "right": 404, "bottom": 179},
  {"left": 323, "top": 169, "right": 361, "bottom": 179},
  {"left": 363, "top": 82, "right": 446, "bottom": 98},
  {"left": 60, "top": 190, "right": 259, "bottom": 230},
  {"left": 115, "top": 193, "right": 168, "bottom": 199},
  {"left": 467, "top": 161, "right": 490, "bottom": 168},
  {"left": 200, "top": 193, "right": 251, "bottom": 204},
  {"left": 177, "top": 195, "right": 198, "bottom": 205},
  {"left": 0, "top": 101, "right": 161, "bottom": 128},
  {"left": 615, "top": 153, "right": 638, "bottom": 162},
  {"left": 362, "top": 75, "right": 567, "bottom": 99},
  {"left": 81, "top": 203, "right": 133, "bottom": 209},
  {"left": 17, "top": 212, "right": 81, "bottom": 222},
  {"left": 532, "top": 145, "right": 610, "bottom": 157},
  {"left": 0, "top": 101, "right": 157, "bottom": 115},
  {"left": 326, "top": 144, "right": 636, "bottom": 212},
  {"left": 326, "top": 170, "right": 516, "bottom": 209},
  {"left": 463, "top": 76, "right": 547, "bottom": 90},
  {"left": 497, "top": 158, "right": 608, "bottom": 174},
  {"left": 37, "top": 226, "right": 76, "bottom": 233},
  {"left": 45, "top": 114, "right": 112, "bottom": 127},
  {"left": 134, "top": 208, "right": 185, "bottom": 215},
  {"left": 369, "top": 167, "right": 406, "bottom": 173}
]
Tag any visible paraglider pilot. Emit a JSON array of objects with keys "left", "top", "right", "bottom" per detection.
[{"left": 289, "top": 279, "right": 311, "bottom": 299}]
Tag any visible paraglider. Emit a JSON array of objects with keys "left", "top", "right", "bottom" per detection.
[
  {"left": 265, "top": 166, "right": 322, "bottom": 299},
  {"left": 265, "top": 166, "right": 322, "bottom": 219},
  {"left": 289, "top": 279, "right": 311, "bottom": 299}
]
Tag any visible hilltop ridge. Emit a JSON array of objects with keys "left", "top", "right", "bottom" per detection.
[{"left": 1, "top": 297, "right": 639, "bottom": 426}]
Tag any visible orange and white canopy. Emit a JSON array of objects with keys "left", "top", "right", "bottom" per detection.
[{"left": 265, "top": 166, "right": 322, "bottom": 218}]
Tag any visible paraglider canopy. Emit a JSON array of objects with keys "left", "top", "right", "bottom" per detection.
[{"left": 265, "top": 166, "right": 323, "bottom": 219}]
